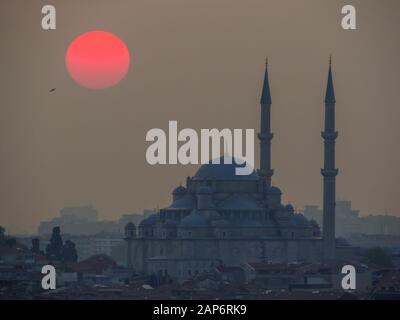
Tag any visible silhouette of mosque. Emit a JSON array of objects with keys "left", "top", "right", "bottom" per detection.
[{"left": 125, "top": 60, "right": 338, "bottom": 281}]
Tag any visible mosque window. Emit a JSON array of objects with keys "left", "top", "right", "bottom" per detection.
[
  {"left": 291, "top": 232, "right": 295, "bottom": 238},
  {"left": 222, "top": 232, "right": 226, "bottom": 237},
  {"left": 145, "top": 231, "right": 149, "bottom": 237},
  {"left": 188, "top": 232, "right": 192, "bottom": 237}
]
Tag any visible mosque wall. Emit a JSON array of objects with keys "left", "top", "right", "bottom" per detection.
[{"left": 129, "top": 237, "right": 322, "bottom": 280}]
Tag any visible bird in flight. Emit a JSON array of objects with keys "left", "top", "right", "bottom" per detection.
[{"left": 49, "top": 88, "right": 56, "bottom": 93}]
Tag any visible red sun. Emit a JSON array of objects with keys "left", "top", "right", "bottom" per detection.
[{"left": 66, "top": 30, "right": 130, "bottom": 90}]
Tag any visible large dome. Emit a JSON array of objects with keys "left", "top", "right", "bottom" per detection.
[{"left": 193, "top": 156, "right": 258, "bottom": 181}]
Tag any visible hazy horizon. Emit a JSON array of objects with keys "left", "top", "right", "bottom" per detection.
[{"left": 1, "top": 0, "right": 400, "bottom": 234}]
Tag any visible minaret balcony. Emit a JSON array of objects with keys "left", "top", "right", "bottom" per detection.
[
  {"left": 321, "top": 168, "right": 339, "bottom": 177},
  {"left": 321, "top": 131, "right": 338, "bottom": 140},
  {"left": 258, "top": 169, "right": 274, "bottom": 177},
  {"left": 258, "top": 133, "right": 274, "bottom": 140}
]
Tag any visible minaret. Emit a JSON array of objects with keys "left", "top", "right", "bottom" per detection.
[
  {"left": 258, "top": 58, "right": 274, "bottom": 189},
  {"left": 321, "top": 57, "right": 338, "bottom": 261}
]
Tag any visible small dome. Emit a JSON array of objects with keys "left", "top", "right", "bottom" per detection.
[
  {"left": 125, "top": 222, "right": 136, "bottom": 230},
  {"left": 292, "top": 214, "right": 309, "bottom": 226},
  {"left": 169, "top": 195, "right": 196, "bottom": 209},
  {"left": 285, "top": 204, "right": 294, "bottom": 213},
  {"left": 173, "top": 185, "right": 187, "bottom": 195},
  {"left": 180, "top": 210, "right": 209, "bottom": 228},
  {"left": 267, "top": 186, "right": 282, "bottom": 195},
  {"left": 197, "top": 186, "right": 213, "bottom": 194},
  {"left": 139, "top": 214, "right": 158, "bottom": 227}
]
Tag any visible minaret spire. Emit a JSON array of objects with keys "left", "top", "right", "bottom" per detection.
[
  {"left": 321, "top": 57, "right": 338, "bottom": 261},
  {"left": 325, "top": 55, "right": 336, "bottom": 104},
  {"left": 260, "top": 57, "right": 272, "bottom": 105},
  {"left": 258, "top": 58, "right": 273, "bottom": 189}
]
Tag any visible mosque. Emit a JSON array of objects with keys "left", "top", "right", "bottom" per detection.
[{"left": 125, "top": 60, "right": 338, "bottom": 281}]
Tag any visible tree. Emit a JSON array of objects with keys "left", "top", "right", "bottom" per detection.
[
  {"left": 62, "top": 240, "right": 78, "bottom": 263},
  {"left": 0, "top": 226, "right": 17, "bottom": 247},
  {"left": 45, "top": 227, "right": 78, "bottom": 262},
  {"left": 0, "top": 226, "right": 5, "bottom": 240},
  {"left": 5, "top": 237, "right": 17, "bottom": 247},
  {"left": 31, "top": 238, "right": 44, "bottom": 255},
  {"left": 364, "top": 247, "right": 393, "bottom": 269},
  {"left": 46, "top": 226, "right": 64, "bottom": 260},
  {"left": 0, "top": 226, "right": 5, "bottom": 245}
]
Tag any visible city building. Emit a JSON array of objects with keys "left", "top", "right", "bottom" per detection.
[
  {"left": 304, "top": 201, "right": 400, "bottom": 238},
  {"left": 38, "top": 206, "right": 149, "bottom": 237},
  {"left": 38, "top": 205, "right": 119, "bottom": 236}
]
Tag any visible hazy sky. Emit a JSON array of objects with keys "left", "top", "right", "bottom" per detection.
[{"left": 1, "top": 0, "right": 399, "bottom": 233}]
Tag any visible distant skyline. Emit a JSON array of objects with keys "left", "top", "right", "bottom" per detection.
[
  {"left": 6, "top": 199, "right": 397, "bottom": 236},
  {"left": 1, "top": 0, "right": 400, "bottom": 233}
]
